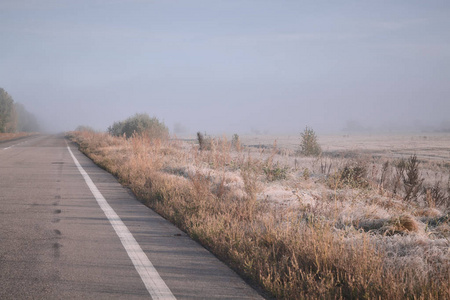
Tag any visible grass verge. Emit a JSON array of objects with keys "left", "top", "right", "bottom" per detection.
[{"left": 0, "top": 132, "right": 37, "bottom": 142}]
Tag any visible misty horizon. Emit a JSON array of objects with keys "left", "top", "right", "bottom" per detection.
[{"left": 1, "top": 1, "right": 449, "bottom": 135}]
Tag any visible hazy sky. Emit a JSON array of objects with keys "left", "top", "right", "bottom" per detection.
[{"left": 1, "top": 0, "right": 449, "bottom": 134}]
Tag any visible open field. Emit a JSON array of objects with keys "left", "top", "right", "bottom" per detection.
[
  {"left": 240, "top": 133, "right": 450, "bottom": 161},
  {"left": 69, "top": 131, "right": 450, "bottom": 299}
]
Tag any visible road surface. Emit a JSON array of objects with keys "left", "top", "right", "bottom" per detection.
[{"left": 0, "top": 134, "right": 264, "bottom": 299}]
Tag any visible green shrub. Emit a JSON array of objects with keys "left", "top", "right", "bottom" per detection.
[
  {"left": 108, "top": 113, "right": 169, "bottom": 140},
  {"left": 298, "top": 126, "right": 321, "bottom": 156},
  {"left": 263, "top": 163, "right": 289, "bottom": 181}
]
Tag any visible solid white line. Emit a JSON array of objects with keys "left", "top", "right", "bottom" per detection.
[{"left": 67, "top": 145, "right": 176, "bottom": 300}]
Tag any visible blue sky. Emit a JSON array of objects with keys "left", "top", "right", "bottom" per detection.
[{"left": 1, "top": 0, "right": 449, "bottom": 133}]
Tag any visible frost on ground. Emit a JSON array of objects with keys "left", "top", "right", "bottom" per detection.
[
  {"left": 71, "top": 131, "right": 450, "bottom": 299},
  {"left": 176, "top": 133, "right": 450, "bottom": 288}
]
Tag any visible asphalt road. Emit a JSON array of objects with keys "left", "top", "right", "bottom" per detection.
[{"left": 0, "top": 134, "right": 264, "bottom": 299}]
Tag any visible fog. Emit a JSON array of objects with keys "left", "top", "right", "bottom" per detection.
[{"left": 1, "top": 1, "right": 449, "bottom": 135}]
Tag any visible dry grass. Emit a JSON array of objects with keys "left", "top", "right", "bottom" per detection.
[
  {"left": 0, "top": 132, "right": 36, "bottom": 142},
  {"left": 68, "top": 131, "right": 450, "bottom": 299}
]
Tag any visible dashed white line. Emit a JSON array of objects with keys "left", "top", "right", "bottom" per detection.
[
  {"left": 67, "top": 145, "right": 176, "bottom": 300},
  {"left": 2, "top": 136, "right": 38, "bottom": 150}
]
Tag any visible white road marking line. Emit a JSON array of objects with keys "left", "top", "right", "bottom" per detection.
[
  {"left": 67, "top": 145, "right": 176, "bottom": 300},
  {"left": 2, "top": 136, "right": 37, "bottom": 150}
]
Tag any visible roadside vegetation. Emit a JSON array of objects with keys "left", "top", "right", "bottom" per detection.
[
  {"left": 68, "top": 119, "right": 449, "bottom": 299},
  {"left": 0, "top": 87, "right": 39, "bottom": 136},
  {"left": 0, "top": 132, "right": 36, "bottom": 142},
  {"left": 108, "top": 113, "right": 169, "bottom": 140}
]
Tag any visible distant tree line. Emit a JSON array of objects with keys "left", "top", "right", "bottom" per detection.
[{"left": 0, "top": 88, "right": 39, "bottom": 133}]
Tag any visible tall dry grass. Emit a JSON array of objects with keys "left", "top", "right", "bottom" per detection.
[
  {"left": 0, "top": 132, "right": 36, "bottom": 142},
  {"left": 68, "top": 131, "right": 450, "bottom": 299}
]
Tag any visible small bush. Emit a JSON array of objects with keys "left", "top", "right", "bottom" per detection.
[
  {"left": 402, "top": 155, "right": 424, "bottom": 202},
  {"left": 231, "top": 133, "right": 241, "bottom": 151},
  {"left": 75, "top": 125, "right": 95, "bottom": 132},
  {"left": 393, "top": 159, "right": 406, "bottom": 195},
  {"left": 303, "top": 168, "right": 311, "bottom": 180},
  {"left": 341, "top": 163, "right": 368, "bottom": 188},
  {"left": 108, "top": 113, "right": 169, "bottom": 140},
  {"left": 197, "top": 132, "right": 212, "bottom": 151},
  {"left": 319, "top": 158, "right": 333, "bottom": 176},
  {"left": 108, "top": 121, "right": 124, "bottom": 137},
  {"left": 298, "top": 126, "right": 321, "bottom": 156},
  {"left": 263, "top": 163, "right": 289, "bottom": 181},
  {"left": 378, "top": 160, "right": 391, "bottom": 191},
  {"left": 424, "top": 181, "right": 449, "bottom": 208},
  {"left": 331, "top": 161, "right": 369, "bottom": 189}
]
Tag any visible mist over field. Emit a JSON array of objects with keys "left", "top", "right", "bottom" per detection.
[{"left": 0, "top": 1, "right": 449, "bottom": 134}]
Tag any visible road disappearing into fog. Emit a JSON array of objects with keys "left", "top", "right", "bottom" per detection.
[{"left": 0, "top": 135, "right": 262, "bottom": 299}]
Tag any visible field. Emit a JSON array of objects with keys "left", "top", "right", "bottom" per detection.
[
  {"left": 241, "top": 133, "right": 450, "bottom": 161},
  {"left": 69, "top": 130, "right": 450, "bottom": 299}
]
